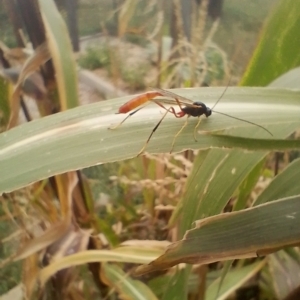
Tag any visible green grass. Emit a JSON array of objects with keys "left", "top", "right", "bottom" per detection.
[
  {"left": 78, "top": 45, "right": 111, "bottom": 70},
  {"left": 0, "top": 206, "right": 21, "bottom": 295}
]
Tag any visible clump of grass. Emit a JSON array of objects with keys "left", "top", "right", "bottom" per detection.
[
  {"left": 78, "top": 45, "right": 110, "bottom": 70},
  {"left": 120, "top": 63, "right": 149, "bottom": 91},
  {"left": 78, "top": 42, "right": 149, "bottom": 92},
  {"left": 124, "top": 33, "right": 149, "bottom": 47}
]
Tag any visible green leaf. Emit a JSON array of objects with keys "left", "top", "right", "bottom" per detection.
[
  {"left": 240, "top": 0, "right": 300, "bottom": 86},
  {"left": 1, "top": 87, "right": 300, "bottom": 194},
  {"left": 162, "top": 269, "right": 188, "bottom": 300},
  {"left": 254, "top": 157, "right": 300, "bottom": 206},
  {"left": 134, "top": 195, "right": 300, "bottom": 276},
  {"left": 38, "top": 0, "right": 79, "bottom": 109},
  {"left": 202, "top": 133, "right": 300, "bottom": 151},
  {"left": 205, "top": 260, "right": 266, "bottom": 300},
  {"left": 234, "top": 159, "right": 265, "bottom": 211},
  {"left": 174, "top": 149, "right": 267, "bottom": 237},
  {"left": 100, "top": 263, "right": 158, "bottom": 300}
]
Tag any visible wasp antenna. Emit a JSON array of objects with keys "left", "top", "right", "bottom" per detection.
[
  {"left": 211, "top": 76, "right": 232, "bottom": 111},
  {"left": 212, "top": 110, "right": 273, "bottom": 137}
]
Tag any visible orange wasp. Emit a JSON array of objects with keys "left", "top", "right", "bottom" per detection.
[{"left": 109, "top": 87, "right": 273, "bottom": 155}]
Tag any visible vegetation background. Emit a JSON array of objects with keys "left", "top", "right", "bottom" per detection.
[{"left": 0, "top": 0, "right": 300, "bottom": 299}]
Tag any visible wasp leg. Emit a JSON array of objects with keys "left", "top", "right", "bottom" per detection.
[
  {"left": 137, "top": 106, "right": 177, "bottom": 157},
  {"left": 169, "top": 116, "right": 190, "bottom": 154},
  {"left": 108, "top": 106, "right": 148, "bottom": 130},
  {"left": 193, "top": 117, "right": 202, "bottom": 142}
]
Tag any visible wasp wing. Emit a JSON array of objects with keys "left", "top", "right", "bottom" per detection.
[{"left": 150, "top": 87, "right": 195, "bottom": 106}]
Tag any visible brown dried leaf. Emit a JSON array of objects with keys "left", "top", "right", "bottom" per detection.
[
  {"left": 7, "top": 42, "right": 50, "bottom": 128},
  {"left": 14, "top": 218, "right": 70, "bottom": 261}
]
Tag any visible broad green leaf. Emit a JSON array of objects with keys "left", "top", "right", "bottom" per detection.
[
  {"left": 1, "top": 87, "right": 300, "bottom": 194},
  {"left": 134, "top": 195, "right": 300, "bottom": 275},
  {"left": 148, "top": 271, "right": 200, "bottom": 297},
  {"left": 149, "top": 270, "right": 219, "bottom": 297},
  {"left": 38, "top": 0, "right": 79, "bottom": 110},
  {"left": 234, "top": 159, "right": 265, "bottom": 211},
  {"left": 162, "top": 269, "right": 188, "bottom": 300},
  {"left": 100, "top": 263, "right": 158, "bottom": 300},
  {"left": 240, "top": 0, "right": 300, "bottom": 86},
  {"left": 148, "top": 265, "right": 263, "bottom": 298},
  {"left": 204, "top": 133, "right": 300, "bottom": 151},
  {"left": 214, "top": 261, "right": 234, "bottom": 300},
  {"left": 174, "top": 149, "right": 267, "bottom": 237},
  {"left": 254, "top": 157, "right": 300, "bottom": 206},
  {"left": 205, "top": 260, "right": 266, "bottom": 300}
]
